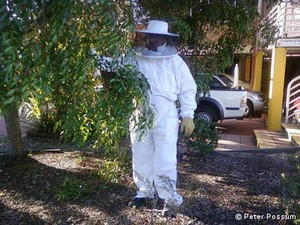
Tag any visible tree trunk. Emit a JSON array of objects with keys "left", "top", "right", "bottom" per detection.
[{"left": 4, "top": 103, "right": 24, "bottom": 156}]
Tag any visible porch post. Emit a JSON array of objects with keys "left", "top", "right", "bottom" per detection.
[
  {"left": 253, "top": 50, "right": 263, "bottom": 91},
  {"left": 244, "top": 56, "right": 251, "bottom": 82},
  {"left": 267, "top": 46, "right": 286, "bottom": 131}
]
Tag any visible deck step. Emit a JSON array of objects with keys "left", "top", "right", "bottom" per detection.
[
  {"left": 291, "top": 134, "right": 300, "bottom": 147},
  {"left": 254, "top": 129, "right": 292, "bottom": 149},
  {"left": 296, "top": 117, "right": 300, "bottom": 126},
  {"left": 281, "top": 123, "right": 300, "bottom": 141}
]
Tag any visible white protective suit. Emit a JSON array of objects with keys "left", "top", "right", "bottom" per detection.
[{"left": 131, "top": 45, "right": 197, "bottom": 206}]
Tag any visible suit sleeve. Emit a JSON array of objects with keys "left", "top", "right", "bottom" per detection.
[{"left": 175, "top": 56, "right": 197, "bottom": 119}]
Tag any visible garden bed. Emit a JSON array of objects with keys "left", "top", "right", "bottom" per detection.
[{"left": 0, "top": 136, "right": 299, "bottom": 225}]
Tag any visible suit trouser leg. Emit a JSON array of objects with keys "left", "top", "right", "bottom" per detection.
[
  {"left": 153, "top": 118, "right": 183, "bottom": 206},
  {"left": 132, "top": 132, "right": 155, "bottom": 198}
]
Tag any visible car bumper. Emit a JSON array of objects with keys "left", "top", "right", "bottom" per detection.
[{"left": 252, "top": 100, "right": 266, "bottom": 112}]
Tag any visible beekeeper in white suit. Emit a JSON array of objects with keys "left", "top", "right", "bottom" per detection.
[{"left": 129, "top": 20, "right": 197, "bottom": 216}]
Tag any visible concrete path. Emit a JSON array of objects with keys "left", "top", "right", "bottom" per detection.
[{"left": 216, "top": 133, "right": 257, "bottom": 151}]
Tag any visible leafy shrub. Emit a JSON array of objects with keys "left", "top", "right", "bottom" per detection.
[
  {"left": 96, "top": 148, "right": 131, "bottom": 183},
  {"left": 182, "top": 118, "right": 218, "bottom": 156},
  {"left": 75, "top": 152, "right": 89, "bottom": 166}
]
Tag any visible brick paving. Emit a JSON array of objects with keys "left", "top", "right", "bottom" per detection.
[{"left": 217, "top": 133, "right": 257, "bottom": 151}]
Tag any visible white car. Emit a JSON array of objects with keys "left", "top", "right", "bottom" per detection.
[
  {"left": 195, "top": 77, "right": 248, "bottom": 123},
  {"left": 215, "top": 74, "right": 266, "bottom": 117}
]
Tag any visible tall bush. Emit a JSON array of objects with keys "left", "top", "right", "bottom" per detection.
[{"left": 1, "top": 0, "right": 152, "bottom": 155}]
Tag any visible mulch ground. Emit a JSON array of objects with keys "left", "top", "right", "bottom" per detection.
[{"left": 0, "top": 135, "right": 299, "bottom": 225}]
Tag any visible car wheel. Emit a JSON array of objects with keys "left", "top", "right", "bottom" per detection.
[
  {"left": 195, "top": 106, "right": 218, "bottom": 123},
  {"left": 245, "top": 99, "right": 254, "bottom": 117}
]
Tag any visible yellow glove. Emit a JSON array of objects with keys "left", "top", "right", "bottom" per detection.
[{"left": 180, "top": 118, "right": 195, "bottom": 137}]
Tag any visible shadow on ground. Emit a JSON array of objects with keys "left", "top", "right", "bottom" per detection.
[{"left": 0, "top": 135, "right": 297, "bottom": 224}]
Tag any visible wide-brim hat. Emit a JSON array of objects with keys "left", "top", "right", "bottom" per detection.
[{"left": 135, "top": 20, "right": 179, "bottom": 37}]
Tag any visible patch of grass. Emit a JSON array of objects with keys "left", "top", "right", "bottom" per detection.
[
  {"left": 56, "top": 176, "right": 93, "bottom": 201},
  {"left": 282, "top": 154, "right": 300, "bottom": 224}
]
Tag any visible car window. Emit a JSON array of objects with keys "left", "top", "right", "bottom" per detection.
[
  {"left": 217, "top": 74, "right": 234, "bottom": 87},
  {"left": 210, "top": 76, "right": 230, "bottom": 89}
]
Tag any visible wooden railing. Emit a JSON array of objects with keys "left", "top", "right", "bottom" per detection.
[{"left": 259, "top": 2, "right": 300, "bottom": 46}]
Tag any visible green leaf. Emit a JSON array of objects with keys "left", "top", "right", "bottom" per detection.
[
  {"left": 4, "top": 46, "right": 16, "bottom": 55},
  {"left": 22, "top": 90, "right": 30, "bottom": 100},
  {"left": 4, "top": 96, "right": 15, "bottom": 105},
  {"left": 6, "top": 89, "right": 16, "bottom": 96}
]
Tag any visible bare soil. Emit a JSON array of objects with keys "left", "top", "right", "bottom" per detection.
[{"left": 0, "top": 135, "right": 298, "bottom": 225}]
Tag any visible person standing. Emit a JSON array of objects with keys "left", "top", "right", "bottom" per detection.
[{"left": 129, "top": 20, "right": 197, "bottom": 216}]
